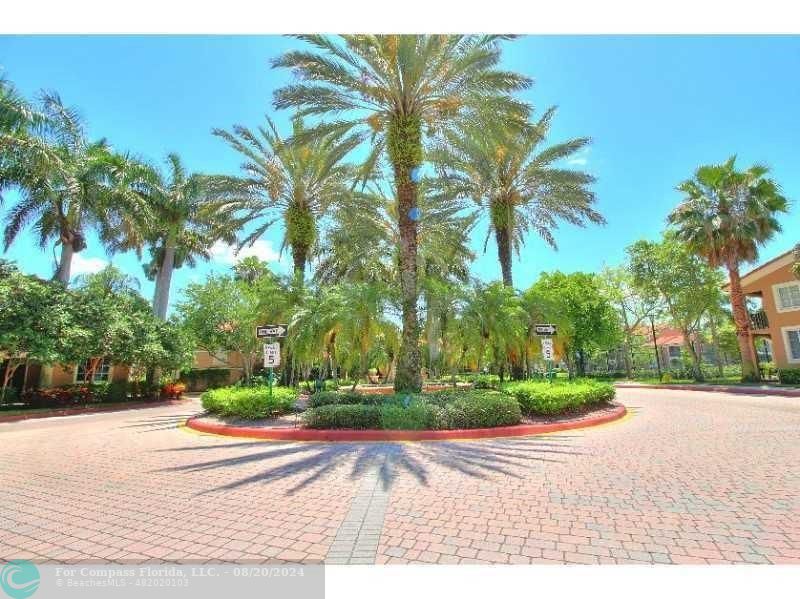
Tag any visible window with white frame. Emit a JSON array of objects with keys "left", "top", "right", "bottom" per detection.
[
  {"left": 76, "top": 358, "right": 111, "bottom": 383},
  {"left": 783, "top": 328, "right": 800, "bottom": 363},
  {"left": 773, "top": 282, "right": 800, "bottom": 313}
]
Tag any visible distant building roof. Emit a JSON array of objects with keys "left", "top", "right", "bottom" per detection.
[{"left": 653, "top": 327, "right": 685, "bottom": 347}]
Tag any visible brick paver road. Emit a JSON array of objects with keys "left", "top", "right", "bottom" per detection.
[{"left": 1, "top": 388, "right": 799, "bottom": 565}]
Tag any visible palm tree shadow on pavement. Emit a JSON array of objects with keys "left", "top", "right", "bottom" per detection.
[{"left": 154, "top": 434, "right": 587, "bottom": 495}]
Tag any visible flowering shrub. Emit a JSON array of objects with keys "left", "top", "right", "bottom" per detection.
[
  {"left": 23, "top": 385, "right": 98, "bottom": 408},
  {"left": 161, "top": 382, "right": 187, "bottom": 399}
]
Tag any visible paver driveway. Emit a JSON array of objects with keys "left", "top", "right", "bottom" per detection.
[{"left": 1, "top": 388, "right": 799, "bottom": 565}]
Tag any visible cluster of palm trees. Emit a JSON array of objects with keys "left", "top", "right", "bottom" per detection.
[
  {"left": 0, "top": 77, "right": 248, "bottom": 325},
  {"left": 2, "top": 36, "right": 607, "bottom": 392}
]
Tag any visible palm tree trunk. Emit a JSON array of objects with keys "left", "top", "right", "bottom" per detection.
[
  {"left": 292, "top": 244, "right": 307, "bottom": 281},
  {"left": 393, "top": 171, "right": 422, "bottom": 392},
  {"left": 726, "top": 261, "right": 759, "bottom": 381},
  {"left": 54, "top": 240, "right": 74, "bottom": 284},
  {"left": 153, "top": 244, "right": 176, "bottom": 320},
  {"left": 494, "top": 225, "right": 514, "bottom": 287}
]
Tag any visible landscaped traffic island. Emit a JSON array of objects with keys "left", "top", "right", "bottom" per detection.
[{"left": 187, "top": 380, "right": 625, "bottom": 441}]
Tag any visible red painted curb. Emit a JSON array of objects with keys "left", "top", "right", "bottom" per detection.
[
  {"left": 616, "top": 383, "right": 800, "bottom": 397},
  {"left": 0, "top": 398, "right": 190, "bottom": 423},
  {"left": 185, "top": 404, "right": 627, "bottom": 442}
]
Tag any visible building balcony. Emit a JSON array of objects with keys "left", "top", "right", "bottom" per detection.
[{"left": 749, "top": 309, "right": 769, "bottom": 331}]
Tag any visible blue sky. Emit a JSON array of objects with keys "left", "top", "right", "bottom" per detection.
[{"left": 1, "top": 35, "right": 798, "bottom": 311}]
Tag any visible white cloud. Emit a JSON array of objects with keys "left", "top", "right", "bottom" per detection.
[
  {"left": 566, "top": 148, "right": 591, "bottom": 167},
  {"left": 70, "top": 254, "right": 109, "bottom": 277},
  {"left": 209, "top": 239, "right": 282, "bottom": 265}
]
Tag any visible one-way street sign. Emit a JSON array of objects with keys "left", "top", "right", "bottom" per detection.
[
  {"left": 534, "top": 324, "right": 557, "bottom": 336},
  {"left": 256, "top": 324, "right": 288, "bottom": 338}
]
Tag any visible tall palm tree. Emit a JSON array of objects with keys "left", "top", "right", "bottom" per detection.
[
  {"left": 272, "top": 34, "right": 531, "bottom": 391},
  {"left": 1, "top": 92, "right": 133, "bottom": 284},
  {"left": 140, "top": 154, "right": 248, "bottom": 319},
  {"left": 669, "top": 156, "right": 788, "bottom": 381},
  {"left": 431, "top": 108, "right": 603, "bottom": 287},
  {"left": 213, "top": 116, "right": 358, "bottom": 280}
]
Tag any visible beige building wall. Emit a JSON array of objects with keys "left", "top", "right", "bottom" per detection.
[
  {"left": 190, "top": 351, "right": 246, "bottom": 387},
  {"left": 46, "top": 362, "right": 131, "bottom": 387}
]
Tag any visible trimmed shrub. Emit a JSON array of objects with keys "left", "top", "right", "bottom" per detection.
[
  {"left": 380, "top": 402, "right": 437, "bottom": 430},
  {"left": 472, "top": 374, "right": 501, "bottom": 389},
  {"left": 105, "top": 380, "right": 130, "bottom": 402},
  {"left": 432, "top": 391, "right": 521, "bottom": 429},
  {"left": 778, "top": 368, "right": 800, "bottom": 385},
  {"left": 306, "top": 390, "right": 381, "bottom": 408},
  {"left": 303, "top": 404, "right": 382, "bottom": 429},
  {"left": 304, "top": 389, "right": 521, "bottom": 430},
  {"left": 504, "top": 380, "right": 615, "bottom": 416},
  {"left": 201, "top": 385, "right": 297, "bottom": 419}
]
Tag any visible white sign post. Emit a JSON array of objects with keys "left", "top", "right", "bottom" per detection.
[
  {"left": 540, "top": 337, "right": 554, "bottom": 361},
  {"left": 263, "top": 342, "right": 281, "bottom": 368},
  {"left": 262, "top": 342, "right": 281, "bottom": 398},
  {"left": 540, "top": 336, "right": 555, "bottom": 383}
]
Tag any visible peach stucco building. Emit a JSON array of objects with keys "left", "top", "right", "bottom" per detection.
[{"left": 725, "top": 249, "right": 800, "bottom": 369}]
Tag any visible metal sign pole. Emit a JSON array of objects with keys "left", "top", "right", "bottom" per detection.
[{"left": 269, "top": 337, "right": 274, "bottom": 398}]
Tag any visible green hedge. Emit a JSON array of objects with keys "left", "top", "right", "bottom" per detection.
[
  {"left": 503, "top": 380, "right": 615, "bottom": 416},
  {"left": 303, "top": 404, "right": 383, "bottom": 429},
  {"left": 429, "top": 390, "right": 522, "bottom": 429},
  {"left": 201, "top": 386, "right": 297, "bottom": 419},
  {"left": 306, "top": 390, "right": 382, "bottom": 408},
  {"left": 303, "top": 389, "right": 521, "bottom": 430},
  {"left": 777, "top": 368, "right": 800, "bottom": 385}
]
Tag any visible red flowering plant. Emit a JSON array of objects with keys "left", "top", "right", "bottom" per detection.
[
  {"left": 23, "top": 384, "right": 97, "bottom": 408},
  {"left": 161, "top": 382, "right": 186, "bottom": 399}
]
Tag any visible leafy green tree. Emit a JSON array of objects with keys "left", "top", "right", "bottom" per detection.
[
  {"left": 627, "top": 236, "right": 725, "bottom": 381},
  {"left": 272, "top": 34, "right": 531, "bottom": 392},
  {"left": 233, "top": 256, "right": 275, "bottom": 284},
  {"left": 178, "top": 271, "right": 290, "bottom": 382},
  {"left": 69, "top": 266, "right": 193, "bottom": 381},
  {"left": 0, "top": 263, "right": 81, "bottom": 398},
  {"left": 669, "top": 156, "right": 788, "bottom": 380},
  {"left": 598, "top": 265, "right": 664, "bottom": 377},
  {"left": 431, "top": 109, "right": 603, "bottom": 287},
  {"left": 527, "top": 271, "right": 620, "bottom": 377},
  {"left": 0, "top": 264, "right": 191, "bottom": 397},
  {"left": 214, "top": 116, "right": 358, "bottom": 279}
]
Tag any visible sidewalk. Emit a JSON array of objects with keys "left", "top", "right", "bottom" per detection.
[{"left": 616, "top": 382, "right": 800, "bottom": 397}]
